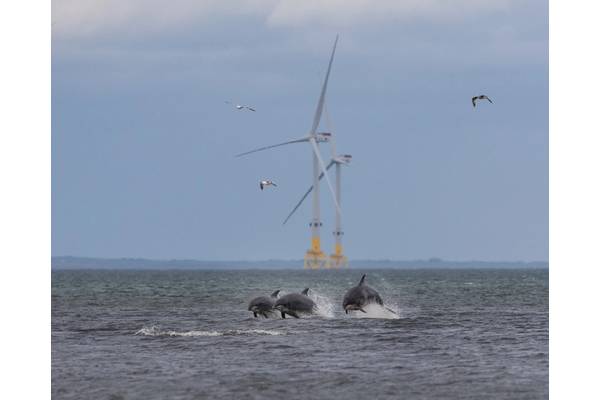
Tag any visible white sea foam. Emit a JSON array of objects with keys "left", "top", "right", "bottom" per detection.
[
  {"left": 134, "top": 326, "right": 285, "bottom": 337},
  {"left": 134, "top": 326, "right": 222, "bottom": 336},
  {"left": 239, "top": 329, "right": 285, "bottom": 336}
]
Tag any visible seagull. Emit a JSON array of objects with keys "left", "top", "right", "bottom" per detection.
[
  {"left": 260, "top": 180, "right": 277, "bottom": 190},
  {"left": 472, "top": 95, "right": 493, "bottom": 107},
  {"left": 225, "top": 101, "right": 256, "bottom": 112}
]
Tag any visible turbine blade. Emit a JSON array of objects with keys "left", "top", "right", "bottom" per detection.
[
  {"left": 283, "top": 160, "right": 335, "bottom": 225},
  {"left": 283, "top": 187, "right": 312, "bottom": 225},
  {"left": 235, "top": 138, "right": 308, "bottom": 157},
  {"left": 310, "top": 35, "right": 338, "bottom": 136},
  {"left": 323, "top": 159, "right": 336, "bottom": 176},
  {"left": 310, "top": 138, "right": 341, "bottom": 215}
]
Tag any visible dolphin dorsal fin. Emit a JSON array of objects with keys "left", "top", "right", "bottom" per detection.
[
  {"left": 301, "top": 288, "right": 310, "bottom": 295},
  {"left": 270, "top": 289, "right": 281, "bottom": 298},
  {"left": 359, "top": 274, "right": 366, "bottom": 286}
]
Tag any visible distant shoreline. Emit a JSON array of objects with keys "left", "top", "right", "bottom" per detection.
[{"left": 51, "top": 256, "right": 548, "bottom": 270}]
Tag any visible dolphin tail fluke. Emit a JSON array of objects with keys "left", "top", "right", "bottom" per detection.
[
  {"left": 359, "top": 274, "right": 366, "bottom": 286},
  {"left": 271, "top": 289, "right": 281, "bottom": 298},
  {"left": 301, "top": 288, "right": 310, "bottom": 295}
]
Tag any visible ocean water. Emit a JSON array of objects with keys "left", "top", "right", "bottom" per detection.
[{"left": 52, "top": 268, "right": 548, "bottom": 399}]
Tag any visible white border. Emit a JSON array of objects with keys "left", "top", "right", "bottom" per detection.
[
  {"left": 0, "top": 1, "right": 50, "bottom": 399},
  {"left": 4, "top": 1, "right": 598, "bottom": 398},
  {"left": 550, "top": 0, "right": 600, "bottom": 398}
]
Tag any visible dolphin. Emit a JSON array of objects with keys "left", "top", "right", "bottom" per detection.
[
  {"left": 248, "top": 290, "right": 280, "bottom": 318},
  {"left": 342, "top": 274, "right": 388, "bottom": 314},
  {"left": 274, "top": 288, "right": 317, "bottom": 319}
]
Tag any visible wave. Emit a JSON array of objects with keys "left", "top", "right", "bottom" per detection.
[{"left": 134, "top": 326, "right": 285, "bottom": 337}]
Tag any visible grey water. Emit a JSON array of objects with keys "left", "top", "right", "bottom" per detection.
[{"left": 52, "top": 268, "right": 548, "bottom": 399}]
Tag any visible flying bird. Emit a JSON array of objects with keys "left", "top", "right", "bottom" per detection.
[
  {"left": 260, "top": 180, "right": 277, "bottom": 190},
  {"left": 225, "top": 101, "right": 256, "bottom": 112},
  {"left": 472, "top": 95, "right": 493, "bottom": 107}
]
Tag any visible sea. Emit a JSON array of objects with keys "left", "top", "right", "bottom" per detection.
[{"left": 52, "top": 268, "right": 548, "bottom": 399}]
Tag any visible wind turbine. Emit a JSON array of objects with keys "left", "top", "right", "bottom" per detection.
[
  {"left": 283, "top": 103, "right": 352, "bottom": 268},
  {"left": 236, "top": 35, "right": 341, "bottom": 269}
]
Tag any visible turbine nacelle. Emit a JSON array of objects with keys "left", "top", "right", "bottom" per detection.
[
  {"left": 315, "top": 132, "right": 332, "bottom": 143},
  {"left": 334, "top": 154, "right": 352, "bottom": 164}
]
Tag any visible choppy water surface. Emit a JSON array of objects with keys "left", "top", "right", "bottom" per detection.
[{"left": 52, "top": 269, "right": 548, "bottom": 399}]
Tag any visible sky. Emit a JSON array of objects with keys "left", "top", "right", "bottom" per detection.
[{"left": 52, "top": 0, "right": 548, "bottom": 261}]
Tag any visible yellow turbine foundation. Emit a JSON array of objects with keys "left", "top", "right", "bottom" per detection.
[
  {"left": 328, "top": 243, "right": 348, "bottom": 269},
  {"left": 304, "top": 236, "right": 328, "bottom": 269}
]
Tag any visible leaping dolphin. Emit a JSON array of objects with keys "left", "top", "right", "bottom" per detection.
[
  {"left": 248, "top": 290, "right": 280, "bottom": 318},
  {"left": 342, "top": 274, "right": 391, "bottom": 314},
  {"left": 274, "top": 288, "right": 317, "bottom": 319}
]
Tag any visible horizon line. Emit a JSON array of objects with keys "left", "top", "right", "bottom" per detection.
[{"left": 52, "top": 255, "right": 549, "bottom": 264}]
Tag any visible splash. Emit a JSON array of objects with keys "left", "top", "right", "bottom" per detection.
[
  {"left": 309, "top": 290, "right": 336, "bottom": 318},
  {"left": 134, "top": 326, "right": 285, "bottom": 337},
  {"left": 349, "top": 303, "right": 401, "bottom": 319}
]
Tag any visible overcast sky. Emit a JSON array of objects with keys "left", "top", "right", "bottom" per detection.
[{"left": 52, "top": 0, "right": 548, "bottom": 261}]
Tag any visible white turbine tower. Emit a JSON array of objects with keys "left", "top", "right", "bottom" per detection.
[
  {"left": 283, "top": 103, "right": 352, "bottom": 268},
  {"left": 235, "top": 36, "right": 341, "bottom": 269}
]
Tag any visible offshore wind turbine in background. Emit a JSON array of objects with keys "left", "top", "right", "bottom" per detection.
[
  {"left": 235, "top": 35, "right": 342, "bottom": 269},
  {"left": 283, "top": 103, "right": 352, "bottom": 268}
]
